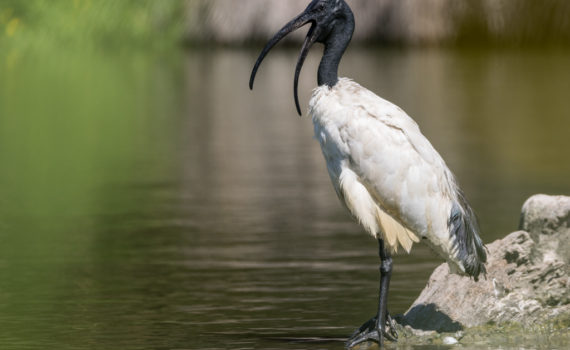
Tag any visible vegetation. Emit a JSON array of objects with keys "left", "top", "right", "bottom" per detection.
[
  {"left": 0, "top": 0, "right": 188, "bottom": 52},
  {"left": 0, "top": 3, "right": 187, "bottom": 223}
]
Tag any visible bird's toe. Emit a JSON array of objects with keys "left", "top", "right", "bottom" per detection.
[
  {"left": 385, "top": 313, "right": 398, "bottom": 340},
  {"left": 345, "top": 329, "right": 380, "bottom": 349},
  {"left": 346, "top": 313, "right": 399, "bottom": 348}
]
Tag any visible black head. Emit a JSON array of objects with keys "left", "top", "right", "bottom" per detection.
[{"left": 249, "top": 0, "right": 354, "bottom": 115}]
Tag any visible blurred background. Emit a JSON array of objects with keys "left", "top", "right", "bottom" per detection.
[{"left": 0, "top": 1, "right": 569, "bottom": 349}]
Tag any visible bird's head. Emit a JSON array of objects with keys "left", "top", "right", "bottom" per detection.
[{"left": 249, "top": 0, "right": 354, "bottom": 115}]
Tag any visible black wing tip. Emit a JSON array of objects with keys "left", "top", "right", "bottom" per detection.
[
  {"left": 449, "top": 201, "right": 487, "bottom": 281},
  {"left": 467, "top": 258, "right": 487, "bottom": 282}
]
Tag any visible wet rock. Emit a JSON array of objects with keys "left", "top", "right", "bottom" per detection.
[
  {"left": 401, "top": 194, "right": 570, "bottom": 333},
  {"left": 442, "top": 336, "right": 459, "bottom": 345}
]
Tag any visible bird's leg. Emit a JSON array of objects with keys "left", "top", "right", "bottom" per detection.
[
  {"left": 346, "top": 239, "right": 397, "bottom": 348},
  {"left": 376, "top": 238, "right": 394, "bottom": 345}
]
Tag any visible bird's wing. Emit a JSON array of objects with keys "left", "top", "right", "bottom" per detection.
[
  {"left": 358, "top": 87, "right": 448, "bottom": 172},
  {"left": 336, "top": 82, "right": 456, "bottom": 242},
  {"left": 337, "top": 165, "right": 420, "bottom": 253}
]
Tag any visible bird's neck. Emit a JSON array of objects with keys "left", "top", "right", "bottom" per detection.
[{"left": 317, "top": 16, "right": 354, "bottom": 88}]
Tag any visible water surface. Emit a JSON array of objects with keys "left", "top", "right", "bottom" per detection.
[{"left": 0, "top": 46, "right": 569, "bottom": 349}]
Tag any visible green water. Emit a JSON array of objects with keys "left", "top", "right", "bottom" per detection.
[{"left": 0, "top": 47, "right": 569, "bottom": 349}]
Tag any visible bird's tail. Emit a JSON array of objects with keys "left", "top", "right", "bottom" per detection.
[{"left": 448, "top": 192, "right": 487, "bottom": 281}]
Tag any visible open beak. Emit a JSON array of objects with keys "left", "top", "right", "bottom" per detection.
[{"left": 249, "top": 11, "right": 321, "bottom": 116}]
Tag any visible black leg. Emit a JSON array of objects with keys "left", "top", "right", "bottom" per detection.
[
  {"left": 346, "top": 238, "right": 397, "bottom": 349},
  {"left": 376, "top": 239, "right": 392, "bottom": 347}
]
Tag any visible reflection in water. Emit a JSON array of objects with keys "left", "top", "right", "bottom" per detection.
[{"left": 0, "top": 47, "right": 568, "bottom": 349}]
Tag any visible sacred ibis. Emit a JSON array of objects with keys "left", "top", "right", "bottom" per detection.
[{"left": 249, "top": 0, "right": 487, "bottom": 347}]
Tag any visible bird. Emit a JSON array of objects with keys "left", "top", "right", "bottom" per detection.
[{"left": 249, "top": 0, "right": 487, "bottom": 348}]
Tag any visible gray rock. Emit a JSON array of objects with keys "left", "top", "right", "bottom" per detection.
[
  {"left": 402, "top": 194, "right": 570, "bottom": 333},
  {"left": 519, "top": 194, "right": 570, "bottom": 265}
]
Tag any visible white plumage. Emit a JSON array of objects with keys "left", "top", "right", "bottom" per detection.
[
  {"left": 249, "top": 1, "right": 486, "bottom": 346},
  {"left": 310, "top": 78, "right": 465, "bottom": 274}
]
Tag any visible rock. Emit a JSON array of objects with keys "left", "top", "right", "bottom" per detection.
[
  {"left": 519, "top": 194, "right": 570, "bottom": 265},
  {"left": 442, "top": 336, "right": 458, "bottom": 345},
  {"left": 401, "top": 194, "right": 570, "bottom": 333}
]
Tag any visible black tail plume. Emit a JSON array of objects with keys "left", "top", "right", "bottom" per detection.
[{"left": 448, "top": 192, "right": 487, "bottom": 281}]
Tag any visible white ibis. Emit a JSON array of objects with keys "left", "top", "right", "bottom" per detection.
[{"left": 249, "top": 0, "right": 487, "bottom": 347}]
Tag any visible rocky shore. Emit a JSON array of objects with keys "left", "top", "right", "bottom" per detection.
[{"left": 384, "top": 194, "right": 570, "bottom": 347}]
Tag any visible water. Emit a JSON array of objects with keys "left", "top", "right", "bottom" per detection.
[{"left": 0, "top": 46, "right": 569, "bottom": 349}]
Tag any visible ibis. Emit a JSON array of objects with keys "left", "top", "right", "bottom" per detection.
[{"left": 249, "top": 0, "right": 487, "bottom": 347}]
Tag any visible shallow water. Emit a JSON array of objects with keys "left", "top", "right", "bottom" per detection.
[{"left": 0, "top": 47, "right": 569, "bottom": 349}]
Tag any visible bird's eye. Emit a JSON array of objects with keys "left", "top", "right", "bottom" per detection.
[{"left": 317, "top": 3, "right": 325, "bottom": 11}]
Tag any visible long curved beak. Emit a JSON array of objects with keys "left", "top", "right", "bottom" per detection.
[
  {"left": 293, "top": 24, "right": 320, "bottom": 115},
  {"left": 249, "top": 11, "right": 320, "bottom": 116}
]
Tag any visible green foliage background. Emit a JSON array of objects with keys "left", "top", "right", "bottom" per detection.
[
  {"left": 0, "top": 1, "right": 187, "bottom": 224},
  {"left": 0, "top": 0, "right": 187, "bottom": 52}
]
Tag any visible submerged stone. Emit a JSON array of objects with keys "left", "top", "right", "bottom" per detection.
[{"left": 442, "top": 336, "right": 458, "bottom": 344}]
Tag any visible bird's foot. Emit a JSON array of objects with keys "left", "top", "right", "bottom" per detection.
[{"left": 345, "top": 312, "right": 398, "bottom": 349}]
